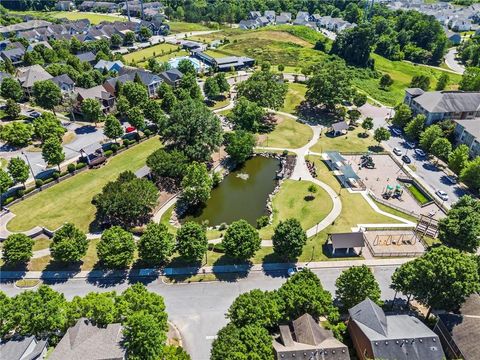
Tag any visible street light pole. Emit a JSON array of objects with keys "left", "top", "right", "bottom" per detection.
[{"left": 21, "top": 151, "right": 35, "bottom": 180}]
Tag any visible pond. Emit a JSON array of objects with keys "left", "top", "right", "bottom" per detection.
[{"left": 181, "top": 156, "right": 280, "bottom": 226}]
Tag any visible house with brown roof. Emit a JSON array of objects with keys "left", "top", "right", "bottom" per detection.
[
  {"left": 434, "top": 293, "right": 480, "bottom": 360},
  {"left": 75, "top": 85, "right": 115, "bottom": 114},
  {"left": 49, "top": 318, "right": 125, "bottom": 360},
  {"left": 273, "top": 313, "right": 350, "bottom": 360}
]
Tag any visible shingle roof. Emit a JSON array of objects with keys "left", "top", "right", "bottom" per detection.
[
  {"left": 117, "top": 67, "right": 161, "bottom": 85},
  {"left": 330, "top": 232, "right": 365, "bottom": 249},
  {"left": 51, "top": 73, "right": 75, "bottom": 86},
  {"left": 455, "top": 119, "right": 480, "bottom": 139},
  {"left": 293, "top": 313, "right": 332, "bottom": 346},
  {"left": 159, "top": 68, "right": 183, "bottom": 83},
  {"left": 0, "top": 336, "right": 48, "bottom": 360},
  {"left": 413, "top": 91, "right": 480, "bottom": 113},
  {"left": 349, "top": 298, "right": 388, "bottom": 337},
  {"left": 0, "top": 20, "right": 51, "bottom": 33},
  {"left": 75, "top": 51, "right": 96, "bottom": 63},
  {"left": 16, "top": 64, "right": 53, "bottom": 88},
  {"left": 406, "top": 87, "right": 425, "bottom": 96},
  {"left": 49, "top": 318, "right": 125, "bottom": 360}
]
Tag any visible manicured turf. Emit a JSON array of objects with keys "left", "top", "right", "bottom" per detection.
[
  {"left": 371, "top": 198, "right": 418, "bottom": 223},
  {"left": 10, "top": 11, "right": 127, "bottom": 24},
  {"left": 256, "top": 115, "right": 313, "bottom": 149},
  {"left": 124, "top": 43, "right": 180, "bottom": 63},
  {"left": 137, "top": 50, "right": 189, "bottom": 67},
  {"left": 310, "top": 126, "right": 380, "bottom": 153},
  {"left": 405, "top": 183, "right": 431, "bottom": 205},
  {"left": 7, "top": 138, "right": 162, "bottom": 232},
  {"left": 281, "top": 82, "right": 307, "bottom": 114},
  {"left": 168, "top": 21, "right": 212, "bottom": 33}
]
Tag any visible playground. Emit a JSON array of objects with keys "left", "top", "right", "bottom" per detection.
[
  {"left": 363, "top": 229, "right": 426, "bottom": 257},
  {"left": 343, "top": 154, "right": 442, "bottom": 218}
]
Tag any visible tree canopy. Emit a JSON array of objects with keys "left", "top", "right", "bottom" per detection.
[
  {"left": 176, "top": 221, "right": 208, "bottom": 262},
  {"left": 236, "top": 70, "right": 287, "bottom": 110},
  {"left": 272, "top": 218, "right": 307, "bottom": 259},
  {"left": 335, "top": 265, "right": 382, "bottom": 310},
  {"left": 146, "top": 148, "right": 189, "bottom": 181},
  {"left": 224, "top": 130, "right": 255, "bottom": 164},
  {"left": 7, "top": 157, "right": 29, "bottom": 186},
  {"left": 2, "top": 233, "right": 34, "bottom": 264},
  {"left": 32, "top": 80, "right": 62, "bottom": 114},
  {"left": 97, "top": 226, "right": 136, "bottom": 268},
  {"left": 50, "top": 223, "right": 88, "bottom": 263},
  {"left": 228, "top": 96, "right": 266, "bottom": 133},
  {"left": 331, "top": 24, "right": 375, "bottom": 67},
  {"left": 180, "top": 162, "right": 213, "bottom": 207},
  {"left": 222, "top": 219, "right": 261, "bottom": 260},
  {"left": 138, "top": 222, "right": 175, "bottom": 265}
]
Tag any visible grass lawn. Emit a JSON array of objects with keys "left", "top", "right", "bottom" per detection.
[
  {"left": 10, "top": 10, "right": 127, "bottom": 24},
  {"left": 258, "top": 179, "right": 333, "bottom": 239},
  {"left": 310, "top": 126, "right": 381, "bottom": 153},
  {"left": 207, "top": 96, "right": 230, "bottom": 110},
  {"left": 7, "top": 137, "right": 162, "bottom": 232},
  {"left": 138, "top": 50, "right": 189, "bottom": 67},
  {"left": 32, "top": 237, "right": 52, "bottom": 252},
  {"left": 281, "top": 82, "right": 307, "bottom": 114},
  {"left": 0, "top": 158, "right": 7, "bottom": 170},
  {"left": 256, "top": 115, "right": 313, "bottom": 149},
  {"left": 168, "top": 21, "right": 212, "bottom": 33},
  {"left": 371, "top": 198, "right": 418, "bottom": 223},
  {"left": 124, "top": 43, "right": 180, "bottom": 64},
  {"left": 353, "top": 54, "right": 462, "bottom": 106},
  {"left": 404, "top": 183, "right": 431, "bottom": 205}
]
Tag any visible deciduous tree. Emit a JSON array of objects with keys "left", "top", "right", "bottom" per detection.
[
  {"left": 104, "top": 115, "right": 124, "bottom": 142},
  {"left": 0, "top": 169, "right": 13, "bottom": 196},
  {"left": 0, "top": 122, "right": 33, "bottom": 147},
  {"left": 226, "top": 289, "right": 280, "bottom": 328},
  {"left": 97, "top": 226, "right": 136, "bottom": 268},
  {"left": 419, "top": 124, "right": 443, "bottom": 151},
  {"left": 392, "top": 103, "right": 412, "bottom": 129},
  {"left": 32, "top": 80, "right": 62, "bottom": 114},
  {"left": 5, "top": 99, "right": 20, "bottom": 119},
  {"left": 224, "top": 130, "right": 255, "bottom": 164},
  {"left": 410, "top": 75, "right": 430, "bottom": 90},
  {"left": 430, "top": 137, "right": 452, "bottom": 161},
  {"left": 7, "top": 157, "right": 29, "bottom": 186},
  {"left": 460, "top": 157, "right": 480, "bottom": 191},
  {"left": 237, "top": 70, "right": 287, "bottom": 109},
  {"left": 404, "top": 114, "right": 425, "bottom": 140},
  {"left": 146, "top": 148, "right": 188, "bottom": 180},
  {"left": 335, "top": 265, "right": 382, "bottom": 310},
  {"left": 2, "top": 233, "right": 34, "bottom": 264},
  {"left": 123, "top": 81, "right": 149, "bottom": 106},
  {"left": 138, "top": 222, "right": 175, "bottom": 265},
  {"left": 222, "top": 219, "right": 260, "bottom": 260},
  {"left": 42, "top": 136, "right": 64, "bottom": 171},
  {"left": 0, "top": 77, "right": 23, "bottom": 101},
  {"left": 50, "top": 223, "right": 88, "bottom": 263},
  {"left": 361, "top": 117, "right": 374, "bottom": 135},
  {"left": 229, "top": 96, "right": 266, "bottom": 133},
  {"left": 126, "top": 106, "right": 145, "bottom": 130},
  {"left": 33, "top": 112, "right": 66, "bottom": 143},
  {"left": 448, "top": 144, "right": 469, "bottom": 175},
  {"left": 379, "top": 74, "right": 393, "bottom": 89},
  {"left": 181, "top": 162, "right": 212, "bottom": 207},
  {"left": 177, "top": 58, "right": 196, "bottom": 75},
  {"left": 272, "top": 218, "right": 307, "bottom": 259},
  {"left": 123, "top": 312, "right": 167, "bottom": 360},
  {"left": 373, "top": 127, "right": 390, "bottom": 146},
  {"left": 176, "top": 221, "right": 208, "bottom": 262}
]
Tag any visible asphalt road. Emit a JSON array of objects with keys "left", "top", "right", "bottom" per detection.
[
  {"left": 444, "top": 48, "right": 465, "bottom": 74},
  {"left": 0, "top": 265, "right": 400, "bottom": 360}
]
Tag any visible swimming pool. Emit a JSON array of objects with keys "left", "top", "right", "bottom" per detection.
[{"left": 168, "top": 56, "right": 206, "bottom": 72}]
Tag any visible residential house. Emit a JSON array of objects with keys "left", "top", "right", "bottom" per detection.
[
  {"left": 0, "top": 20, "right": 51, "bottom": 37},
  {"left": 26, "top": 41, "right": 53, "bottom": 52},
  {"left": 56, "top": 1, "right": 74, "bottom": 11},
  {"left": 78, "top": 1, "right": 118, "bottom": 13},
  {"left": 0, "top": 39, "right": 11, "bottom": 51},
  {"left": 273, "top": 313, "right": 350, "bottom": 360},
  {"left": 239, "top": 19, "right": 259, "bottom": 30},
  {"left": 76, "top": 85, "right": 115, "bottom": 114},
  {"left": 51, "top": 74, "right": 75, "bottom": 93},
  {"left": 182, "top": 40, "right": 206, "bottom": 51},
  {"left": 257, "top": 16, "right": 271, "bottom": 27},
  {"left": 158, "top": 68, "right": 183, "bottom": 87},
  {"left": 94, "top": 60, "right": 124, "bottom": 73},
  {"left": 49, "top": 318, "right": 125, "bottom": 360},
  {"left": 293, "top": 17, "right": 309, "bottom": 26},
  {"left": 348, "top": 298, "right": 445, "bottom": 360},
  {"left": 0, "top": 335, "right": 48, "bottom": 360},
  {"left": 453, "top": 119, "right": 480, "bottom": 158},
  {"left": 296, "top": 11, "right": 311, "bottom": 22},
  {"left": 445, "top": 29, "right": 462, "bottom": 45},
  {"left": 404, "top": 89, "right": 480, "bottom": 124},
  {"left": 75, "top": 51, "right": 97, "bottom": 65},
  {"left": 264, "top": 11, "right": 276, "bottom": 22},
  {"left": 16, "top": 64, "right": 53, "bottom": 96},
  {"left": 249, "top": 11, "right": 262, "bottom": 20},
  {"left": 0, "top": 47, "right": 25, "bottom": 67},
  {"left": 122, "top": 1, "right": 164, "bottom": 18},
  {"left": 0, "top": 71, "right": 12, "bottom": 83},
  {"left": 275, "top": 15, "right": 290, "bottom": 25},
  {"left": 139, "top": 17, "right": 169, "bottom": 36},
  {"left": 434, "top": 293, "right": 480, "bottom": 360},
  {"left": 449, "top": 19, "right": 473, "bottom": 32},
  {"left": 105, "top": 67, "right": 163, "bottom": 97},
  {"left": 280, "top": 12, "right": 292, "bottom": 21}
]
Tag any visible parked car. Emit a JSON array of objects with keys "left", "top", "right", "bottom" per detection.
[
  {"left": 446, "top": 176, "right": 457, "bottom": 184},
  {"left": 391, "top": 127, "right": 402, "bottom": 136},
  {"left": 402, "top": 155, "right": 411, "bottom": 164},
  {"left": 28, "top": 111, "right": 41, "bottom": 119},
  {"left": 393, "top": 147, "right": 403, "bottom": 156},
  {"left": 406, "top": 141, "right": 416, "bottom": 149},
  {"left": 287, "top": 266, "right": 304, "bottom": 277},
  {"left": 436, "top": 190, "right": 449, "bottom": 202},
  {"left": 414, "top": 148, "right": 426, "bottom": 157},
  {"left": 125, "top": 126, "right": 136, "bottom": 133}
]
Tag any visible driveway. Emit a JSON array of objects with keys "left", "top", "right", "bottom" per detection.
[{"left": 0, "top": 265, "right": 401, "bottom": 360}]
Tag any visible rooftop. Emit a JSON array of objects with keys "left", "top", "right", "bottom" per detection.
[
  {"left": 0, "top": 336, "right": 48, "bottom": 360},
  {"left": 412, "top": 90, "right": 480, "bottom": 113},
  {"left": 455, "top": 119, "right": 480, "bottom": 139}
]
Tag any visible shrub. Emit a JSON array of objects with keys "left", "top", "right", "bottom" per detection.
[
  {"left": 143, "top": 129, "right": 152, "bottom": 137},
  {"left": 43, "top": 178, "right": 53, "bottom": 185},
  {"left": 104, "top": 150, "right": 113, "bottom": 157},
  {"left": 110, "top": 143, "right": 119, "bottom": 153},
  {"left": 4, "top": 196, "right": 15, "bottom": 205},
  {"left": 256, "top": 215, "right": 269, "bottom": 229},
  {"left": 76, "top": 162, "right": 87, "bottom": 170},
  {"left": 16, "top": 189, "right": 25, "bottom": 197},
  {"left": 67, "top": 163, "right": 76, "bottom": 173},
  {"left": 52, "top": 172, "right": 60, "bottom": 180},
  {"left": 282, "top": 150, "right": 289, "bottom": 157},
  {"left": 123, "top": 139, "right": 130, "bottom": 147},
  {"left": 35, "top": 179, "right": 43, "bottom": 188}
]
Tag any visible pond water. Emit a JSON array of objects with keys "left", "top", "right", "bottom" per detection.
[{"left": 181, "top": 156, "right": 280, "bottom": 226}]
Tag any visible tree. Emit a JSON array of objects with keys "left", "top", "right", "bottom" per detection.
[
  {"left": 276, "top": 268, "right": 338, "bottom": 322},
  {"left": 224, "top": 130, "right": 255, "bottom": 164},
  {"left": 146, "top": 149, "right": 188, "bottom": 180},
  {"left": 7, "top": 157, "right": 29, "bottom": 186},
  {"left": 331, "top": 24, "right": 375, "bottom": 67},
  {"left": 163, "top": 346, "right": 191, "bottom": 360},
  {"left": 144, "top": 100, "right": 167, "bottom": 130},
  {"left": 81, "top": 98, "right": 102, "bottom": 125},
  {"left": 138, "top": 222, "right": 175, "bottom": 265},
  {"left": 181, "top": 162, "right": 212, "bottom": 207},
  {"left": 404, "top": 114, "right": 425, "bottom": 141},
  {"left": 203, "top": 76, "right": 220, "bottom": 99},
  {"left": 104, "top": 115, "right": 124, "bottom": 142},
  {"left": 459, "top": 66, "right": 480, "bottom": 91},
  {"left": 438, "top": 195, "right": 480, "bottom": 253},
  {"left": 123, "top": 81, "right": 149, "bottom": 106},
  {"left": 138, "top": 26, "right": 153, "bottom": 41},
  {"left": 391, "top": 103, "right": 412, "bottom": 129},
  {"left": 436, "top": 73, "right": 449, "bottom": 90},
  {"left": 0, "top": 77, "right": 23, "bottom": 101},
  {"left": 2, "top": 233, "right": 34, "bottom": 264},
  {"left": 214, "top": 73, "right": 230, "bottom": 93},
  {"left": 110, "top": 33, "right": 122, "bottom": 49},
  {"left": 50, "top": 223, "right": 88, "bottom": 263},
  {"left": 176, "top": 221, "right": 208, "bottom": 262},
  {"left": 0, "top": 169, "right": 13, "bottom": 197},
  {"left": 94, "top": 171, "right": 158, "bottom": 228},
  {"left": 222, "top": 219, "right": 260, "bottom": 260},
  {"left": 430, "top": 137, "right": 452, "bottom": 161},
  {"left": 124, "top": 31, "right": 135, "bottom": 45},
  {"left": 211, "top": 323, "right": 274, "bottom": 360},
  {"left": 379, "top": 74, "right": 393, "bottom": 89},
  {"left": 361, "top": 117, "right": 374, "bottom": 135},
  {"left": 42, "top": 136, "right": 64, "bottom": 171},
  {"left": 177, "top": 58, "right": 196, "bottom": 75},
  {"left": 226, "top": 289, "right": 280, "bottom": 328},
  {"left": 306, "top": 59, "right": 353, "bottom": 111},
  {"left": 123, "top": 312, "right": 166, "bottom": 360},
  {"left": 97, "top": 226, "right": 136, "bottom": 268},
  {"left": 33, "top": 112, "right": 65, "bottom": 143},
  {"left": 373, "top": 127, "right": 390, "bottom": 146},
  {"left": 164, "top": 99, "right": 222, "bottom": 162},
  {"left": 228, "top": 96, "right": 266, "bottom": 132},
  {"left": 390, "top": 246, "right": 479, "bottom": 318},
  {"left": 419, "top": 125, "right": 443, "bottom": 151},
  {"left": 0, "top": 122, "right": 33, "bottom": 147},
  {"left": 460, "top": 157, "right": 480, "bottom": 192},
  {"left": 335, "top": 265, "right": 382, "bottom": 310},
  {"left": 32, "top": 80, "right": 61, "bottom": 114},
  {"left": 410, "top": 75, "right": 430, "bottom": 90},
  {"left": 236, "top": 70, "right": 288, "bottom": 109},
  {"left": 353, "top": 92, "right": 367, "bottom": 108},
  {"left": 178, "top": 73, "right": 202, "bottom": 100},
  {"left": 448, "top": 144, "right": 469, "bottom": 175},
  {"left": 69, "top": 292, "right": 118, "bottom": 326},
  {"left": 161, "top": 88, "right": 177, "bottom": 113},
  {"left": 126, "top": 106, "right": 145, "bottom": 130},
  {"left": 272, "top": 218, "right": 307, "bottom": 259},
  {"left": 5, "top": 99, "right": 20, "bottom": 119}
]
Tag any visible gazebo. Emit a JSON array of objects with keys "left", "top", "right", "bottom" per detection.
[{"left": 327, "top": 232, "right": 365, "bottom": 255}]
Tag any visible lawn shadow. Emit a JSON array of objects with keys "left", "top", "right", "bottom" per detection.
[
  {"left": 297, "top": 104, "right": 340, "bottom": 126},
  {"left": 40, "top": 260, "right": 81, "bottom": 284}
]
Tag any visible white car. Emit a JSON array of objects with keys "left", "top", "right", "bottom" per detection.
[
  {"left": 287, "top": 266, "right": 303, "bottom": 277},
  {"left": 436, "top": 190, "right": 449, "bottom": 202},
  {"left": 393, "top": 147, "right": 403, "bottom": 156},
  {"left": 446, "top": 176, "right": 457, "bottom": 184},
  {"left": 391, "top": 128, "right": 402, "bottom": 136},
  {"left": 415, "top": 148, "right": 426, "bottom": 157}
]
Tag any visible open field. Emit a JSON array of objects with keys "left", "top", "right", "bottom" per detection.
[
  {"left": 7, "top": 138, "right": 162, "bottom": 232},
  {"left": 256, "top": 115, "right": 313, "bottom": 149},
  {"left": 124, "top": 43, "right": 180, "bottom": 63},
  {"left": 10, "top": 10, "right": 127, "bottom": 24},
  {"left": 281, "top": 82, "right": 307, "bottom": 114},
  {"left": 168, "top": 21, "right": 212, "bottom": 33},
  {"left": 310, "top": 126, "right": 380, "bottom": 153}
]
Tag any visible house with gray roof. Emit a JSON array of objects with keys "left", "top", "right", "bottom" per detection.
[
  {"left": 116, "top": 66, "right": 163, "bottom": 96},
  {"left": 0, "top": 47, "right": 25, "bottom": 66},
  {"left": 75, "top": 85, "right": 115, "bottom": 114},
  {"left": 265, "top": 10, "right": 276, "bottom": 21},
  {"left": 75, "top": 51, "right": 97, "bottom": 65},
  {"left": 434, "top": 293, "right": 480, "bottom": 360},
  {"left": 56, "top": 1, "right": 74, "bottom": 11},
  {"left": 239, "top": 19, "right": 260, "bottom": 30},
  {"left": 249, "top": 11, "right": 262, "bottom": 20},
  {"left": 273, "top": 313, "right": 350, "bottom": 360},
  {"left": 348, "top": 298, "right": 445, "bottom": 360},
  {"left": 16, "top": 64, "right": 53, "bottom": 96},
  {"left": 94, "top": 60, "right": 124, "bottom": 73},
  {"left": 404, "top": 89, "right": 480, "bottom": 125},
  {"left": 158, "top": 68, "right": 183, "bottom": 87},
  {"left": 0, "top": 336, "right": 48, "bottom": 360},
  {"left": 0, "top": 20, "right": 51, "bottom": 37},
  {"left": 49, "top": 318, "right": 125, "bottom": 360},
  {"left": 51, "top": 74, "right": 75, "bottom": 93},
  {"left": 275, "top": 15, "right": 290, "bottom": 25},
  {"left": 454, "top": 119, "right": 480, "bottom": 158}
]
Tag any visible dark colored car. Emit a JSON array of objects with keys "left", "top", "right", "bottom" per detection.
[{"left": 402, "top": 155, "right": 411, "bottom": 164}]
